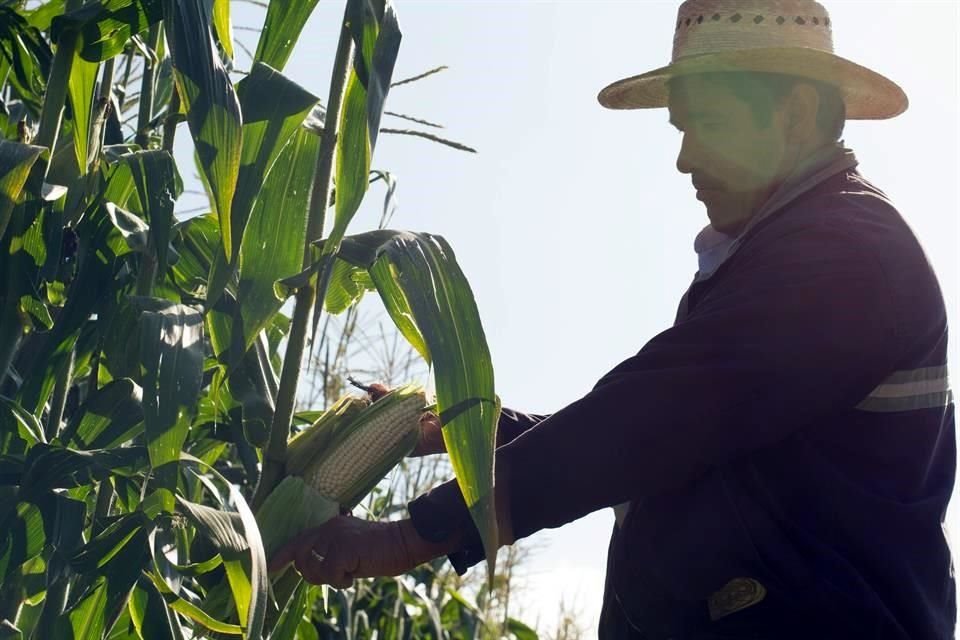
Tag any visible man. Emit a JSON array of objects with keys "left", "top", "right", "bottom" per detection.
[{"left": 271, "top": 1, "right": 956, "bottom": 637}]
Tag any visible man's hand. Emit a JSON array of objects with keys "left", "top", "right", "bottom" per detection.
[
  {"left": 366, "top": 382, "right": 445, "bottom": 457},
  {"left": 268, "top": 516, "right": 461, "bottom": 587},
  {"left": 411, "top": 411, "right": 446, "bottom": 457}
]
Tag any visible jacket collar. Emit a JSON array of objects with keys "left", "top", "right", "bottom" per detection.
[{"left": 693, "top": 144, "right": 859, "bottom": 282}]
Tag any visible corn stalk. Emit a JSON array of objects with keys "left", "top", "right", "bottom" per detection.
[{"left": 253, "top": 4, "right": 355, "bottom": 510}]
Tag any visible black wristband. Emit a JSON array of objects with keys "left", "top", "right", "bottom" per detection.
[{"left": 408, "top": 479, "right": 487, "bottom": 575}]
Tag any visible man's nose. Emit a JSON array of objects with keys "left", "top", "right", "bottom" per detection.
[{"left": 676, "top": 133, "right": 695, "bottom": 175}]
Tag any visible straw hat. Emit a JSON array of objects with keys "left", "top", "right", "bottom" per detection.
[{"left": 597, "top": 0, "right": 907, "bottom": 119}]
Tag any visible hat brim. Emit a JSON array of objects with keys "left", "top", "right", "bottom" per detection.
[{"left": 597, "top": 47, "right": 908, "bottom": 120}]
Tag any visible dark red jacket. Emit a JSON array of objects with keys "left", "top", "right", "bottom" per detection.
[{"left": 409, "top": 166, "right": 955, "bottom": 639}]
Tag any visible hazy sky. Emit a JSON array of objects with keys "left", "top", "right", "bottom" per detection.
[{"left": 175, "top": 1, "right": 959, "bottom": 635}]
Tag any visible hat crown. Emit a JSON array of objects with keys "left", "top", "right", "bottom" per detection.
[{"left": 673, "top": 0, "right": 834, "bottom": 61}]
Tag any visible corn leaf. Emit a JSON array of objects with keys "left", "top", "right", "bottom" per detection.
[
  {"left": 253, "top": 0, "right": 322, "bottom": 72},
  {"left": 63, "top": 378, "right": 144, "bottom": 450},
  {"left": 147, "top": 571, "right": 245, "bottom": 635},
  {"left": 322, "top": 256, "right": 376, "bottom": 315},
  {"left": 69, "top": 512, "right": 148, "bottom": 573},
  {"left": 66, "top": 51, "right": 98, "bottom": 175},
  {"left": 169, "top": 213, "right": 218, "bottom": 297},
  {"left": 179, "top": 456, "right": 267, "bottom": 640},
  {"left": 65, "top": 521, "right": 149, "bottom": 640},
  {"left": 327, "top": 0, "right": 400, "bottom": 252},
  {"left": 119, "top": 150, "right": 183, "bottom": 279},
  {"left": 162, "top": 0, "right": 242, "bottom": 259},
  {"left": 51, "top": 0, "right": 164, "bottom": 63},
  {"left": 0, "top": 140, "right": 45, "bottom": 244},
  {"left": 206, "top": 63, "right": 318, "bottom": 313},
  {"left": 0, "top": 7, "right": 51, "bottom": 113},
  {"left": 136, "top": 299, "right": 204, "bottom": 470},
  {"left": 17, "top": 202, "right": 128, "bottom": 414},
  {"left": 211, "top": 0, "right": 233, "bottom": 60},
  {"left": 18, "top": 445, "right": 149, "bottom": 498},
  {"left": 24, "top": 0, "right": 65, "bottom": 31},
  {"left": 0, "top": 502, "right": 45, "bottom": 584},
  {"left": 268, "top": 580, "right": 309, "bottom": 640},
  {"left": 175, "top": 498, "right": 246, "bottom": 555},
  {"left": 0, "top": 396, "right": 45, "bottom": 447},
  {"left": 234, "top": 127, "right": 320, "bottom": 354},
  {"left": 128, "top": 577, "right": 187, "bottom": 640},
  {"left": 62, "top": 516, "right": 150, "bottom": 640},
  {"left": 322, "top": 230, "right": 499, "bottom": 579}
]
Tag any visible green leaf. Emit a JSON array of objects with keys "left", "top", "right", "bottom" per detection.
[
  {"left": 169, "top": 213, "right": 218, "bottom": 297},
  {"left": 57, "top": 579, "right": 109, "bottom": 640},
  {"left": 359, "top": 1, "right": 401, "bottom": 152},
  {"left": 162, "top": 0, "right": 242, "bottom": 258},
  {"left": 17, "top": 202, "right": 126, "bottom": 415},
  {"left": 0, "top": 396, "right": 45, "bottom": 446},
  {"left": 105, "top": 201, "right": 149, "bottom": 254},
  {"left": 19, "top": 445, "right": 149, "bottom": 497},
  {"left": 328, "top": 0, "right": 401, "bottom": 251},
  {"left": 136, "top": 299, "right": 204, "bottom": 470},
  {"left": 63, "top": 378, "right": 144, "bottom": 450},
  {"left": 0, "top": 7, "right": 52, "bottom": 113},
  {"left": 333, "top": 230, "right": 499, "bottom": 579},
  {"left": 68, "top": 512, "right": 148, "bottom": 573},
  {"left": 175, "top": 498, "right": 246, "bottom": 555},
  {"left": 19, "top": 295, "right": 53, "bottom": 331},
  {"left": 322, "top": 255, "right": 375, "bottom": 314},
  {"left": 0, "top": 139, "right": 46, "bottom": 244},
  {"left": 253, "top": 0, "right": 322, "bottom": 72},
  {"left": 129, "top": 577, "right": 187, "bottom": 640},
  {"left": 118, "top": 150, "right": 183, "bottom": 278},
  {"left": 179, "top": 456, "right": 267, "bottom": 640},
  {"left": 146, "top": 571, "right": 244, "bottom": 635},
  {"left": 368, "top": 257, "right": 428, "bottom": 362},
  {"left": 232, "top": 126, "right": 320, "bottom": 356},
  {"left": 206, "top": 63, "right": 318, "bottom": 312},
  {"left": 223, "top": 558, "right": 252, "bottom": 634},
  {"left": 0, "top": 501, "right": 46, "bottom": 583},
  {"left": 51, "top": 0, "right": 164, "bottom": 63},
  {"left": 67, "top": 51, "right": 99, "bottom": 175},
  {"left": 331, "top": 72, "right": 370, "bottom": 250},
  {"left": 268, "top": 580, "right": 308, "bottom": 640},
  {"left": 225, "top": 341, "right": 276, "bottom": 449},
  {"left": 24, "top": 0, "right": 66, "bottom": 32},
  {"left": 211, "top": 0, "right": 234, "bottom": 60},
  {"left": 506, "top": 617, "right": 539, "bottom": 640}
]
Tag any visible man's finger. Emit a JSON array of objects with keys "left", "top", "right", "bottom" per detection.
[
  {"left": 295, "top": 546, "right": 329, "bottom": 585},
  {"left": 330, "top": 572, "right": 353, "bottom": 589},
  {"left": 267, "top": 540, "right": 299, "bottom": 572},
  {"left": 267, "top": 526, "right": 323, "bottom": 572}
]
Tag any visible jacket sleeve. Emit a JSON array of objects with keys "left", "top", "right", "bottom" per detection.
[
  {"left": 496, "top": 407, "right": 549, "bottom": 446},
  {"left": 409, "top": 222, "right": 899, "bottom": 572}
]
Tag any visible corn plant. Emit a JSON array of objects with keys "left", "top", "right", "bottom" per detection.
[{"left": 0, "top": 0, "right": 502, "bottom": 637}]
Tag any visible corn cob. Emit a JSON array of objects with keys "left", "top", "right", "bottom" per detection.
[
  {"left": 256, "top": 384, "right": 426, "bottom": 564},
  {"left": 285, "top": 394, "right": 370, "bottom": 479},
  {"left": 298, "top": 383, "right": 426, "bottom": 510}
]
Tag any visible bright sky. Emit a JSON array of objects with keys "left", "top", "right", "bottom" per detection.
[{"left": 178, "top": 1, "right": 959, "bottom": 636}]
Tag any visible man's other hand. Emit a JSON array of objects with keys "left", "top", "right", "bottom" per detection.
[{"left": 268, "top": 516, "right": 418, "bottom": 587}]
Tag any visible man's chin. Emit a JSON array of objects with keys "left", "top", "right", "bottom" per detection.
[{"left": 706, "top": 211, "right": 746, "bottom": 236}]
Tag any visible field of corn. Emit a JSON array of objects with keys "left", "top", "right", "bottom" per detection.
[{"left": 0, "top": 0, "right": 520, "bottom": 637}]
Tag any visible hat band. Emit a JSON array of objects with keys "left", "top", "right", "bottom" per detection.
[{"left": 673, "top": 11, "right": 835, "bottom": 61}]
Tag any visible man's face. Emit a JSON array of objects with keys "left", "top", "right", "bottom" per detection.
[{"left": 668, "top": 75, "right": 792, "bottom": 234}]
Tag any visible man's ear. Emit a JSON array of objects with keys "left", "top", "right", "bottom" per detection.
[{"left": 785, "top": 82, "right": 821, "bottom": 141}]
